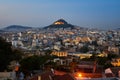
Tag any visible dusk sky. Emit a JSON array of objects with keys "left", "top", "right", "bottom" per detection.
[{"left": 0, "top": 0, "right": 120, "bottom": 29}]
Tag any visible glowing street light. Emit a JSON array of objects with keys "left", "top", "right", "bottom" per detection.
[{"left": 78, "top": 73, "right": 82, "bottom": 77}]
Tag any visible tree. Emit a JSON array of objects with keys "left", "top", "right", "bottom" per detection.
[
  {"left": 45, "top": 50, "right": 52, "bottom": 55},
  {"left": 20, "top": 55, "right": 56, "bottom": 71},
  {"left": 80, "top": 46, "right": 89, "bottom": 53},
  {"left": 92, "top": 41, "right": 98, "bottom": 46},
  {"left": 107, "top": 53, "right": 118, "bottom": 60},
  {"left": 0, "top": 37, "right": 22, "bottom": 71}
]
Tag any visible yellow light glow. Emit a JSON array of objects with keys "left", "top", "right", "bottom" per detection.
[
  {"left": 78, "top": 73, "right": 82, "bottom": 77},
  {"left": 54, "top": 22, "right": 64, "bottom": 25}
]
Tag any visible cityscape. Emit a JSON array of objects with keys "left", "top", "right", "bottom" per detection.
[{"left": 0, "top": 0, "right": 120, "bottom": 80}]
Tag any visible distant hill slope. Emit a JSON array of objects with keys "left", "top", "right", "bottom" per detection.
[
  {"left": 0, "top": 30, "right": 5, "bottom": 33},
  {"left": 3, "top": 25, "right": 32, "bottom": 32},
  {"left": 44, "top": 19, "right": 76, "bottom": 29},
  {"left": 117, "top": 28, "right": 120, "bottom": 30}
]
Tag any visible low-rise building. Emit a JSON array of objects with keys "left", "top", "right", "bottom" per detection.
[
  {"left": 51, "top": 51, "right": 68, "bottom": 57},
  {"left": 111, "top": 58, "right": 120, "bottom": 67}
]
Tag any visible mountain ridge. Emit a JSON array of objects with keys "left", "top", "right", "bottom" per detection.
[
  {"left": 2, "top": 25, "right": 32, "bottom": 32},
  {"left": 44, "top": 19, "right": 76, "bottom": 29}
]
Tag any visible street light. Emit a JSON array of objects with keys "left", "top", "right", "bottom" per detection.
[{"left": 78, "top": 73, "right": 82, "bottom": 77}]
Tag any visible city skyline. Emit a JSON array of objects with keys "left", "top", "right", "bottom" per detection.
[{"left": 0, "top": 0, "right": 120, "bottom": 29}]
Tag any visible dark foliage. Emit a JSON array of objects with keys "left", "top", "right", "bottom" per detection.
[
  {"left": 80, "top": 46, "right": 89, "bottom": 53},
  {"left": 20, "top": 55, "right": 56, "bottom": 71},
  {"left": 0, "top": 37, "right": 22, "bottom": 71}
]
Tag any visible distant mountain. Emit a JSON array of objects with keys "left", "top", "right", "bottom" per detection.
[
  {"left": 3, "top": 25, "right": 32, "bottom": 32},
  {"left": 117, "top": 28, "right": 120, "bottom": 30},
  {"left": 44, "top": 19, "right": 76, "bottom": 29},
  {"left": 0, "top": 30, "right": 5, "bottom": 33}
]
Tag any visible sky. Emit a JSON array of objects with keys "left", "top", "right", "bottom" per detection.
[{"left": 0, "top": 0, "right": 120, "bottom": 29}]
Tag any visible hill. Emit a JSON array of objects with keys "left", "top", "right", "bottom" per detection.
[
  {"left": 0, "top": 30, "right": 5, "bottom": 33},
  {"left": 3, "top": 25, "right": 32, "bottom": 32},
  {"left": 44, "top": 19, "right": 76, "bottom": 29}
]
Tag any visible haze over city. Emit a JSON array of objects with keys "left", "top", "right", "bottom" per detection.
[{"left": 0, "top": 0, "right": 120, "bottom": 29}]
